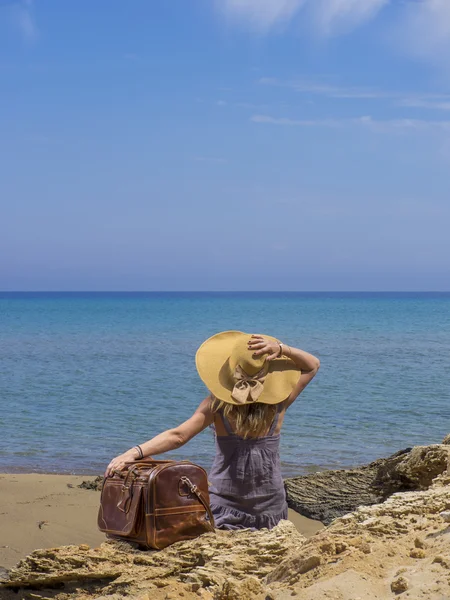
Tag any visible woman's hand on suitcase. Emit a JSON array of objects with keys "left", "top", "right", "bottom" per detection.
[{"left": 105, "top": 450, "right": 136, "bottom": 477}]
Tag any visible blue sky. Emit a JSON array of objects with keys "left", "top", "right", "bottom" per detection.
[{"left": 1, "top": 0, "right": 450, "bottom": 291}]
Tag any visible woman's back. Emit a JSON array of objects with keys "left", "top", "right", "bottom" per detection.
[{"left": 208, "top": 403, "right": 288, "bottom": 530}]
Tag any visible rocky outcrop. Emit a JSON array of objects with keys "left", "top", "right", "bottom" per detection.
[
  {"left": 285, "top": 444, "right": 450, "bottom": 524},
  {"left": 2, "top": 439, "right": 450, "bottom": 599},
  {"left": 0, "top": 521, "right": 304, "bottom": 599},
  {"left": 267, "top": 473, "right": 450, "bottom": 599},
  {"left": 3, "top": 478, "right": 450, "bottom": 599},
  {"left": 77, "top": 475, "right": 103, "bottom": 491}
]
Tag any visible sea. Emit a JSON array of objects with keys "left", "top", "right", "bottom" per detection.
[{"left": 1, "top": 292, "right": 449, "bottom": 478}]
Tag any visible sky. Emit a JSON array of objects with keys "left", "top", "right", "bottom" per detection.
[{"left": 1, "top": 0, "right": 450, "bottom": 291}]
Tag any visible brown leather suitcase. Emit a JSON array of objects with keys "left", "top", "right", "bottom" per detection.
[{"left": 98, "top": 459, "right": 214, "bottom": 550}]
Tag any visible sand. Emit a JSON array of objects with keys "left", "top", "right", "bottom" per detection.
[
  {"left": 287, "top": 508, "right": 324, "bottom": 537},
  {"left": 0, "top": 473, "right": 323, "bottom": 570}
]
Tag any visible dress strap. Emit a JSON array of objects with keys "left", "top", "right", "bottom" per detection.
[
  {"left": 219, "top": 410, "right": 234, "bottom": 435},
  {"left": 268, "top": 402, "right": 284, "bottom": 436}
]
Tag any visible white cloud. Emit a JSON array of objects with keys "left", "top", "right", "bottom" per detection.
[
  {"left": 399, "top": 98, "right": 450, "bottom": 112},
  {"left": 219, "top": 0, "right": 306, "bottom": 31},
  {"left": 259, "top": 77, "right": 391, "bottom": 99},
  {"left": 14, "top": 0, "right": 38, "bottom": 42},
  {"left": 251, "top": 114, "right": 343, "bottom": 126},
  {"left": 217, "top": 0, "right": 450, "bottom": 67},
  {"left": 251, "top": 113, "right": 450, "bottom": 132},
  {"left": 260, "top": 77, "right": 450, "bottom": 109},
  {"left": 398, "top": 0, "right": 450, "bottom": 62},
  {"left": 312, "top": 0, "right": 388, "bottom": 34},
  {"left": 218, "top": 0, "right": 389, "bottom": 33},
  {"left": 357, "top": 116, "right": 450, "bottom": 133}
]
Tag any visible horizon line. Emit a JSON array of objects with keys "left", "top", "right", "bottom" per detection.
[{"left": 1, "top": 291, "right": 450, "bottom": 295}]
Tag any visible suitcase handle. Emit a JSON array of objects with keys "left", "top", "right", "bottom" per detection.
[
  {"left": 180, "top": 476, "right": 215, "bottom": 530},
  {"left": 111, "top": 460, "right": 177, "bottom": 479},
  {"left": 124, "top": 459, "right": 175, "bottom": 466},
  {"left": 114, "top": 462, "right": 174, "bottom": 510},
  {"left": 113, "top": 458, "right": 190, "bottom": 479}
]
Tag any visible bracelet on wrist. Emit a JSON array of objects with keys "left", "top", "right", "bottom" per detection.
[
  {"left": 277, "top": 342, "right": 291, "bottom": 357},
  {"left": 133, "top": 445, "right": 144, "bottom": 459}
]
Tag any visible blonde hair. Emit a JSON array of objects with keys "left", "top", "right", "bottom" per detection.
[{"left": 211, "top": 395, "right": 278, "bottom": 439}]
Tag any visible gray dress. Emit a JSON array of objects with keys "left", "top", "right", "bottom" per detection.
[{"left": 208, "top": 402, "right": 288, "bottom": 530}]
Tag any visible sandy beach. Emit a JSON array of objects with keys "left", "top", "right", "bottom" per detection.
[
  {"left": 2, "top": 442, "right": 450, "bottom": 600},
  {"left": 0, "top": 473, "right": 323, "bottom": 571}
]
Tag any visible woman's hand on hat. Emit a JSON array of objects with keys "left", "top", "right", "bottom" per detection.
[{"left": 248, "top": 335, "right": 281, "bottom": 362}]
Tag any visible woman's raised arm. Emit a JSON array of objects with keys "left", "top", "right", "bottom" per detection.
[
  {"left": 105, "top": 397, "right": 214, "bottom": 476},
  {"left": 283, "top": 344, "right": 320, "bottom": 407},
  {"left": 248, "top": 335, "right": 320, "bottom": 408}
]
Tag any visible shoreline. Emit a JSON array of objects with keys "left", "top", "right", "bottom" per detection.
[
  {"left": 0, "top": 467, "right": 104, "bottom": 476},
  {"left": 0, "top": 473, "right": 324, "bottom": 571},
  {"left": 0, "top": 461, "right": 331, "bottom": 478}
]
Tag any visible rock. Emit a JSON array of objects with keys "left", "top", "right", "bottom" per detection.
[
  {"left": 284, "top": 449, "right": 410, "bottom": 524},
  {"left": 391, "top": 576, "right": 409, "bottom": 593},
  {"left": 1, "top": 521, "right": 303, "bottom": 598},
  {"left": 285, "top": 445, "right": 450, "bottom": 524},
  {"left": 442, "top": 434, "right": 450, "bottom": 445},
  {"left": 78, "top": 476, "right": 103, "bottom": 491},
  {"left": 215, "top": 576, "right": 264, "bottom": 599},
  {"left": 440, "top": 511, "right": 450, "bottom": 522},
  {"left": 389, "top": 445, "right": 450, "bottom": 490},
  {"left": 318, "top": 541, "right": 335, "bottom": 555},
  {"left": 266, "top": 555, "right": 321, "bottom": 584},
  {"left": 410, "top": 548, "right": 426, "bottom": 559},
  {"left": 360, "top": 543, "right": 371, "bottom": 555},
  {"left": 432, "top": 556, "right": 450, "bottom": 568},
  {"left": 335, "top": 542, "right": 348, "bottom": 554}
]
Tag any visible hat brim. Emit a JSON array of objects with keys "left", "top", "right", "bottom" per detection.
[{"left": 195, "top": 330, "right": 301, "bottom": 405}]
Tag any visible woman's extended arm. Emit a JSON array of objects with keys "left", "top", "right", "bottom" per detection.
[
  {"left": 248, "top": 335, "right": 320, "bottom": 408},
  {"left": 105, "top": 397, "right": 214, "bottom": 476},
  {"left": 282, "top": 344, "right": 320, "bottom": 407}
]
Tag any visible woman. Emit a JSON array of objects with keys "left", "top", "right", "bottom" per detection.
[{"left": 106, "top": 331, "right": 320, "bottom": 530}]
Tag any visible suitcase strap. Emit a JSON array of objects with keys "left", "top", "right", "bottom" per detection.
[{"left": 180, "top": 476, "right": 215, "bottom": 530}]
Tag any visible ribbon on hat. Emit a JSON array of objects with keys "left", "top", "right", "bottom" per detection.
[{"left": 231, "top": 364, "right": 268, "bottom": 404}]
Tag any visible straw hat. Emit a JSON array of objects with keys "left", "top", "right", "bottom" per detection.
[{"left": 195, "top": 330, "right": 300, "bottom": 405}]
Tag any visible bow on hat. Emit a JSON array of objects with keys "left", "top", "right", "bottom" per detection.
[{"left": 231, "top": 365, "right": 268, "bottom": 404}]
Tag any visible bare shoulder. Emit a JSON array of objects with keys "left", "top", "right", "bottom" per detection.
[{"left": 191, "top": 396, "right": 215, "bottom": 420}]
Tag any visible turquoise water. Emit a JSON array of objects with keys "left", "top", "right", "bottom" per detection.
[{"left": 1, "top": 292, "right": 449, "bottom": 477}]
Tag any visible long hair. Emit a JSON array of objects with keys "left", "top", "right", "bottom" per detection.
[{"left": 211, "top": 395, "right": 278, "bottom": 439}]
